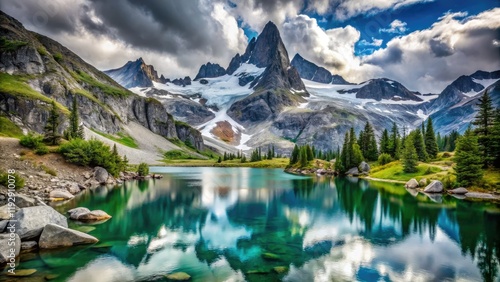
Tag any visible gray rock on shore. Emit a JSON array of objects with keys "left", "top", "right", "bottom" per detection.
[
  {"left": 10, "top": 206, "right": 67, "bottom": 240},
  {"left": 359, "top": 162, "right": 370, "bottom": 173},
  {"left": 49, "top": 189, "right": 75, "bottom": 200},
  {"left": 346, "top": 167, "right": 359, "bottom": 176},
  {"left": 423, "top": 180, "right": 444, "bottom": 193},
  {"left": 448, "top": 187, "right": 468, "bottom": 195},
  {"left": 94, "top": 167, "right": 109, "bottom": 183},
  {"left": 0, "top": 233, "right": 21, "bottom": 264},
  {"left": 39, "top": 223, "right": 98, "bottom": 249},
  {"left": 405, "top": 179, "right": 419, "bottom": 189}
]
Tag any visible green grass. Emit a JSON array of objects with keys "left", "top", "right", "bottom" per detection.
[
  {"left": 90, "top": 129, "right": 138, "bottom": 148},
  {"left": 164, "top": 150, "right": 201, "bottom": 160},
  {"left": 71, "top": 70, "right": 130, "bottom": 97},
  {"left": 162, "top": 158, "right": 289, "bottom": 168},
  {"left": 0, "top": 73, "right": 69, "bottom": 114},
  {"left": 0, "top": 116, "right": 23, "bottom": 138},
  {"left": 36, "top": 46, "right": 48, "bottom": 56},
  {"left": 53, "top": 52, "right": 63, "bottom": 63},
  {"left": 0, "top": 37, "right": 28, "bottom": 52},
  {"left": 370, "top": 161, "right": 444, "bottom": 182}
]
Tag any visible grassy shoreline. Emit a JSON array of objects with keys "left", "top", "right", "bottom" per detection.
[{"left": 159, "top": 158, "right": 289, "bottom": 168}]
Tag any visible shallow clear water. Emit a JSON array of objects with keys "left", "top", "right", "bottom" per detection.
[{"left": 5, "top": 167, "right": 500, "bottom": 282}]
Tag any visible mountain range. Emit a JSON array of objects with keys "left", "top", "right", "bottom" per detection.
[{"left": 1, "top": 9, "right": 499, "bottom": 155}]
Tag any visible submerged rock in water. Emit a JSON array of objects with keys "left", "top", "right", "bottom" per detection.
[
  {"left": 10, "top": 206, "right": 67, "bottom": 240},
  {"left": 165, "top": 272, "right": 191, "bottom": 281},
  {"left": 68, "top": 207, "right": 111, "bottom": 221},
  {"left": 405, "top": 179, "right": 419, "bottom": 189},
  {"left": 6, "top": 269, "right": 37, "bottom": 277},
  {"left": 21, "top": 241, "right": 38, "bottom": 252},
  {"left": 448, "top": 187, "right": 468, "bottom": 195},
  {"left": 423, "top": 180, "right": 443, "bottom": 193},
  {"left": 39, "top": 223, "right": 98, "bottom": 249}
]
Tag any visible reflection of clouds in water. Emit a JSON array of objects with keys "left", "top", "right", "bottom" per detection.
[
  {"left": 67, "top": 256, "right": 135, "bottom": 282},
  {"left": 285, "top": 227, "right": 481, "bottom": 282}
]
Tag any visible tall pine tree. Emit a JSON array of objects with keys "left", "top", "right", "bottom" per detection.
[
  {"left": 412, "top": 129, "right": 428, "bottom": 162},
  {"left": 44, "top": 101, "right": 61, "bottom": 145},
  {"left": 455, "top": 128, "right": 483, "bottom": 187},
  {"left": 473, "top": 90, "right": 495, "bottom": 166},
  {"left": 388, "top": 122, "right": 400, "bottom": 159},
  {"left": 424, "top": 117, "right": 438, "bottom": 159},
  {"left": 68, "top": 96, "right": 84, "bottom": 139},
  {"left": 402, "top": 135, "right": 418, "bottom": 173},
  {"left": 380, "top": 129, "right": 390, "bottom": 155}
]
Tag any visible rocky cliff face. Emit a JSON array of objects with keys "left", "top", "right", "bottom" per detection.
[
  {"left": 227, "top": 21, "right": 307, "bottom": 125},
  {"left": 354, "top": 79, "right": 422, "bottom": 101},
  {"left": 0, "top": 10, "right": 205, "bottom": 150},
  {"left": 194, "top": 62, "right": 226, "bottom": 80},
  {"left": 105, "top": 58, "right": 162, "bottom": 88},
  {"left": 291, "top": 54, "right": 350, "bottom": 85},
  {"left": 427, "top": 70, "right": 500, "bottom": 113}
]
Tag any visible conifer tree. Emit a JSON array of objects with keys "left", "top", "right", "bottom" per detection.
[
  {"left": 69, "top": 96, "right": 84, "bottom": 139},
  {"left": 290, "top": 144, "right": 299, "bottom": 164},
  {"left": 267, "top": 146, "right": 273, "bottom": 160},
  {"left": 473, "top": 90, "right": 495, "bottom": 166},
  {"left": 272, "top": 145, "right": 275, "bottom": 158},
  {"left": 388, "top": 122, "right": 400, "bottom": 159},
  {"left": 359, "top": 122, "right": 378, "bottom": 161},
  {"left": 336, "top": 132, "right": 349, "bottom": 173},
  {"left": 380, "top": 129, "right": 390, "bottom": 155},
  {"left": 455, "top": 128, "right": 483, "bottom": 186},
  {"left": 424, "top": 117, "right": 439, "bottom": 159},
  {"left": 241, "top": 154, "right": 247, "bottom": 163},
  {"left": 306, "top": 144, "right": 314, "bottom": 161},
  {"left": 299, "top": 146, "right": 308, "bottom": 167},
  {"left": 44, "top": 101, "right": 62, "bottom": 145},
  {"left": 412, "top": 129, "right": 428, "bottom": 162},
  {"left": 402, "top": 135, "right": 418, "bottom": 173},
  {"left": 492, "top": 109, "right": 500, "bottom": 168}
]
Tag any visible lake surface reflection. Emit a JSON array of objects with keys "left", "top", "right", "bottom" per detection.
[{"left": 8, "top": 167, "right": 500, "bottom": 282}]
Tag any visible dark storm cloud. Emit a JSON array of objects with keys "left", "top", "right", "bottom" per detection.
[
  {"left": 0, "top": 0, "right": 77, "bottom": 34},
  {"left": 365, "top": 44, "right": 403, "bottom": 65},
  {"left": 80, "top": 0, "right": 221, "bottom": 56},
  {"left": 429, "top": 38, "right": 454, "bottom": 57}
]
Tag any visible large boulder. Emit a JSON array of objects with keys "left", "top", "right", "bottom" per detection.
[
  {"left": 39, "top": 224, "right": 98, "bottom": 249},
  {"left": 94, "top": 167, "right": 109, "bottom": 183},
  {"left": 359, "top": 161, "right": 370, "bottom": 173},
  {"left": 346, "top": 167, "right": 360, "bottom": 176},
  {"left": 10, "top": 206, "right": 67, "bottom": 240},
  {"left": 15, "top": 194, "right": 36, "bottom": 208},
  {"left": 67, "top": 207, "right": 91, "bottom": 220},
  {"left": 405, "top": 179, "right": 419, "bottom": 189},
  {"left": 0, "top": 204, "right": 18, "bottom": 220},
  {"left": 423, "top": 180, "right": 444, "bottom": 193},
  {"left": 49, "top": 189, "right": 75, "bottom": 200},
  {"left": 0, "top": 233, "right": 21, "bottom": 264},
  {"left": 448, "top": 187, "right": 468, "bottom": 195}
]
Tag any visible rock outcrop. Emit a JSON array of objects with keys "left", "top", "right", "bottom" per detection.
[
  {"left": 68, "top": 207, "right": 111, "bottom": 221},
  {"left": 291, "top": 53, "right": 350, "bottom": 84},
  {"left": 0, "top": 233, "right": 21, "bottom": 264},
  {"left": 10, "top": 206, "right": 67, "bottom": 240},
  {"left": 38, "top": 223, "right": 98, "bottom": 249},
  {"left": 448, "top": 187, "right": 468, "bottom": 195},
  {"left": 175, "top": 121, "right": 205, "bottom": 151},
  {"left": 194, "top": 62, "right": 226, "bottom": 80},
  {"left": 405, "top": 179, "right": 419, "bottom": 189},
  {"left": 104, "top": 58, "right": 159, "bottom": 88},
  {"left": 354, "top": 79, "right": 422, "bottom": 101},
  {"left": 423, "top": 180, "right": 444, "bottom": 193}
]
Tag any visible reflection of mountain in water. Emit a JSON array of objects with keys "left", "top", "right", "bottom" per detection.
[{"left": 49, "top": 168, "right": 499, "bottom": 282}]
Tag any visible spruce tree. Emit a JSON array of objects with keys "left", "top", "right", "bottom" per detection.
[
  {"left": 491, "top": 109, "right": 500, "bottom": 168},
  {"left": 473, "top": 90, "right": 495, "bottom": 166},
  {"left": 402, "top": 135, "right": 418, "bottom": 173},
  {"left": 44, "top": 100, "right": 62, "bottom": 145},
  {"left": 267, "top": 146, "right": 273, "bottom": 160},
  {"left": 360, "top": 122, "right": 378, "bottom": 161},
  {"left": 299, "top": 146, "right": 308, "bottom": 167},
  {"left": 388, "top": 122, "right": 400, "bottom": 159},
  {"left": 412, "top": 129, "right": 428, "bottom": 162},
  {"left": 336, "top": 132, "right": 349, "bottom": 173},
  {"left": 455, "top": 128, "right": 483, "bottom": 186},
  {"left": 290, "top": 144, "right": 299, "bottom": 164},
  {"left": 272, "top": 145, "right": 275, "bottom": 158},
  {"left": 424, "top": 117, "right": 439, "bottom": 159},
  {"left": 306, "top": 144, "right": 314, "bottom": 161},
  {"left": 380, "top": 129, "right": 390, "bottom": 155},
  {"left": 68, "top": 96, "right": 84, "bottom": 139}
]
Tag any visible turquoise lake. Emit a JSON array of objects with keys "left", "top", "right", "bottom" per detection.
[{"left": 5, "top": 167, "right": 500, "bottom": 282}]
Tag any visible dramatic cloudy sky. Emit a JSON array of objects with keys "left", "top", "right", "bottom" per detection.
[{"left": 1, "top": 0, "right": 499, "bottom": 93}]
